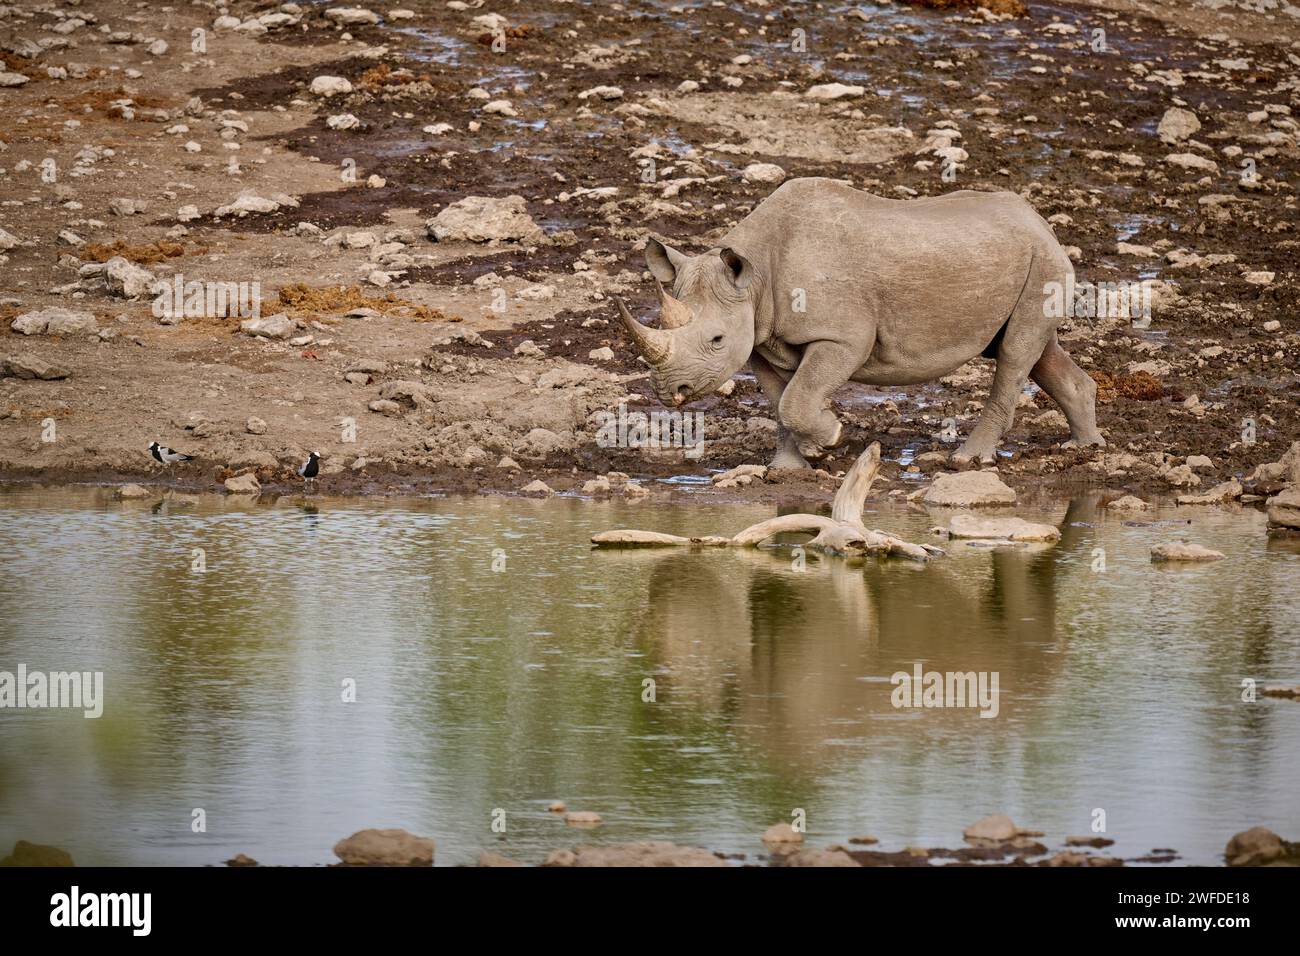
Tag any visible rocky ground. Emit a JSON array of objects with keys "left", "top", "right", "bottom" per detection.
[{"left": 1, "top": 0, "right": 1298, "bottom": 511}]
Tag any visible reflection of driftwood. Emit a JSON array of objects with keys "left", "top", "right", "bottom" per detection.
[{"left": 591, "top": 443, "right": 942, "bottom": 562}]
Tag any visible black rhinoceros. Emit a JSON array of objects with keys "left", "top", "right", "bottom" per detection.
[{"left": 614, "top": 177, "right": 1104, "bottom": 468}]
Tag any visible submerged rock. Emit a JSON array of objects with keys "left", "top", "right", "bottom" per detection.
[
  {"left": 1107, "top": 495, "right": 1149, "bottom": 511},
  {"left": 543, "top": 842, "right": 725, "bottom": 867},
  {"left": 1150, "top": 542, "right": 1225, "bottom": 562},
  {"left": 946, "top": 513, "right": 1060, "bottom": 541},
  {"left": 779, "top": 848, "right": 860, "bottom": 867},
  {"left": 333, "top": 828, "right": 435, "bottom": 866}
]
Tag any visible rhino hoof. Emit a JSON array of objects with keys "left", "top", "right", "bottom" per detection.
[
  {"left": 1062, "top": 436, "right": 1106, "bottom": 451},
  {"left": 771, "top": 448, "right": 812, "bottom": 470}
]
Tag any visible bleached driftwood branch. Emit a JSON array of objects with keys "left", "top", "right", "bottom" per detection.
[{"left": 591, "top": 443, "right": 942, "bottom": 562}]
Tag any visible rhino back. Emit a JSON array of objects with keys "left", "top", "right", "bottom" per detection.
[{"left": 727, "top": 179, "right": 1066, "bottom": 375}]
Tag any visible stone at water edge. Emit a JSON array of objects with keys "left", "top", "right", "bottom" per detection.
[
  {"left": 225, "top": 853, "right": 258, "bottom": 867},
  {"left": 1150, "top": 542, "right": 1225, "bottom": 562},
  {"left": 762, "top": 822, "right": 803, "bottom": 845},
  {"left": 1224, "top": 827, "right": 1290, "bottom": 867},
  {"left": 1266, "top": 486, "right": 1300, "bottom": 529},
  {"left": 544, "top": 842, "right": 726, "bottom": 867},
  {"left": 115, "top": 484, "right": 152, "bottom": 499},
  {"left": 564, "top": 811, "right": 603, "bottom": 827},
  {"left": 333, "top": 828, "right": 435, "bottom": 866},
  {"left": 780, "top": 849, "right": 860, "bottom": 867},
  {"left": 520, "top": 479, "right": 554, "bottom": 495},
  {"left": 1176, "top": 480, "right": 1243, "bottom": 505},
  {"left": 223, "top": 473, "right": 261, "bottom": 495},
  {"left": 922, "top": 470, "right": 1017, "bottom": 507},
  {"left": 961, "top": 814, "right": 1040, "bottom": 843},
  {"left": 1107, "top": 495, "right": 1149, "bottom": 511},
  {"left": 0, "top": 840, "right": 74, "bottom": 867},
  {"left": 946, "top": 513, "right": 1060, "bottom": 541},
  {"left": 478, "top": 851, "right": 523, "bottom": 867}
]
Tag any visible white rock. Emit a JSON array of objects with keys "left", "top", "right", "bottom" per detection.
[
  {"left": 240, "top": 313, "right": 294, "bottom": 339},
  {"left": 1157, "top": 107, "right": 1200, "bottom": 143},
  {"left": 325, "top": 7, "right": 381, "bottom": 25},
  {"left": 11, "top": 307, "right": 97, "bottom": 336},
  {"left": 0, "top": 73, "right": 30, "bottom": 88},
  {"left": 426, "top": 195, "right": 545, "bottom": 244},
  {"left": 103, "top": 257, "right": 157, "bottom": 299},
  {"left": 327, "top": 113, "right": 361, "bottom": 130},
  {"left": 1165, "top": 152, "right": 1219, "bottom": 173},
  {"left": 805, "top": 83, "right": 865, "bottom": 100},
  {"left": 578, "top": 86, "right": 624, "bottom": 101},
  {"left": 742, "top": 162, "right": 786, "bottom": 184},
  {"left": 310, "top": 76, "right": 354, "bottom": 97}
]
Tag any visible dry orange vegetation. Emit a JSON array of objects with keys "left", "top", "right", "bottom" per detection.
[
  {"left": 1089, "top": 370, "right": 1166, "bottom": 402},
  {"left": 82, "top": 239, "right": 198, "bottom": 265},
  {"left": 902, "top": 0, "right": 1028, "bottom": 16},
  {"left": 276, "top": 283, "right": 459, "bottom": 322}
]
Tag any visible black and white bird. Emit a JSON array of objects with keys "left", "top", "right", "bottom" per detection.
[
  {"left": 298, "top": 451, "right": 320, "bottom": 484},
  {"left": 148, "top": 441, "right": 196, "bottom": 465}
]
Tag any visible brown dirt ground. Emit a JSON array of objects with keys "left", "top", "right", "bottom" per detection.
[{"left": 0, "top": 0, "right": 1296, "bottom": 510}]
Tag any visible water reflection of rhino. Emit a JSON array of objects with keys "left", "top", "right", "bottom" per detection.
[{"left": 627, "top": 498, "right": 1101, "bottom": 760}]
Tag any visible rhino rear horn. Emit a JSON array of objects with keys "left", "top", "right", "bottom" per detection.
[
  {"left": 655, "top": 283, "right": 694, "bottom": 330},
  {"left": 613, "top": 295, "right": 673, "bottom": 365}
]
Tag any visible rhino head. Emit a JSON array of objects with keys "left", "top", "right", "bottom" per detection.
[{"left": 613, "top": 238, "right": 757, "bottom": 406}]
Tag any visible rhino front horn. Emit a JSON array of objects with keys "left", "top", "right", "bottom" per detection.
[
  {"left": 613, "top": 295, "right": 673, "bottom": 365},
  {"left": 655, "top": 282, "right": 693, "bottom": 330}
]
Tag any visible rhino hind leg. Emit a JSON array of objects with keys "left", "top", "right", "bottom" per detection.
[
  {"left": 1030, "top": 337, "right": 1105, "bottom": 449},
  {"left": 953, "top": 300, "right": 1053, "bottom": 466}
]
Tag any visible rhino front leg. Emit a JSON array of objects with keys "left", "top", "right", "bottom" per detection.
[
  {"left": 778, "top": 341, "right": 860, "bottom": 459},
  {"left": 749, "top": 353, "right": 810, "bottom": 469}
]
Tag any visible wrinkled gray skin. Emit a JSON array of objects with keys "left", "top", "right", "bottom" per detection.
[{"left": 617, "top": 177, "right": 1104, "bottom": 468}]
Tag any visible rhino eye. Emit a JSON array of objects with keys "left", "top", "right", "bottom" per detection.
[{"left": 711, "top": 335, "right": 724, "bottom": 347}]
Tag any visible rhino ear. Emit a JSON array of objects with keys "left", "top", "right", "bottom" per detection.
[
  {"left": 645, "top": 237, "right": 687, "bottom": 284},
  {"left": 719, "top": 247, "right": 754, "bottom": 290}
]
